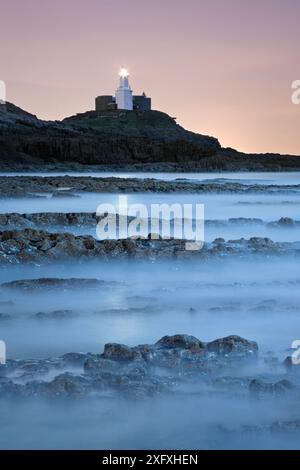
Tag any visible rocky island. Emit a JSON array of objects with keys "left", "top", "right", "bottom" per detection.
[{"left": 0, "top": 102, "right": 299, "bottom": 172}]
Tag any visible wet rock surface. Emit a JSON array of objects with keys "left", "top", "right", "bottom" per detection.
[
  {"left": 0, "top": 334, "right": 263, "bottom": 399},
  {"left": 0, "top": 228, "right": 299, "bottom": 265},
  {"left": 206, "top": 335, "right": 258, "bottom": 357},
  {"left": 1, "top": 175, "right": 300, "bottom": 197},
  {"left": 1, "top": 212, "right": 300, "bottom": 233},
  {"left": 0, "top": 212, "right": 98, "bottom": 230}
]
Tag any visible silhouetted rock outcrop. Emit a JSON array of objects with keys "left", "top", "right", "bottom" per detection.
[{"left": 1, "top": 102, "right": 299, "bottom": 171}]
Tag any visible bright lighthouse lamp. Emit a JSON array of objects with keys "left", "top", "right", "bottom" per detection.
[{"left": 119, "top": 68, "right": 129, "bottom": 78}]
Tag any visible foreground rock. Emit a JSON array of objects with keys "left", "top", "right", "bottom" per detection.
[
  {"left": 0, "top": 334, "right": 258, "bottom": 399},
  {"left": 0, "top": 229, "right": 299, "bottom": 265},
  {"left": 207, "top": 335, "right": 258, "bottom": 356}
]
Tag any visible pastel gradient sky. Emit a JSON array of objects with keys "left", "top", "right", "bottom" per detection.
[{"left": 1, "top": 0, "right": 299, "bottom": 154}]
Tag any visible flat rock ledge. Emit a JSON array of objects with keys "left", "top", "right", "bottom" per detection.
[
  {"left": 1, "top": 229, "right": 299, "bottom": 265},
  {"left": 1, "top": 176, "right": 300, "bottom": 197},
  {"left": 1, "top": 213, "right": 300, "bottom": 232}
]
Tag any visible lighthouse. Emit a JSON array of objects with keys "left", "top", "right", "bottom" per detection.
[
  {"left": 115, "top": 68, "right": 133, "bottom": 110},
  {"left": 95, "top": 69, "right": 151, "bottom": 112}
]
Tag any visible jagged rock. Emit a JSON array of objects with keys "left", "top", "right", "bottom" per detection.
[
  {"left": 213, "top": 238, "right": 225, "bottom": 245},
  {"left": 249, "top": 379, "right": 293, "bottom": 396},
  {"left": 84, "top": 357, "right": 122, "bottom": 374},
  {"left": 206, "top": 335, "right": 258, "bottom": 356},
  {"left": 42, "top": 373, "right": 93, "bottom": 397},
  {"left": 62, "top": 352, "right": 91, "bottom": 366},
  {"left": 0, "top": 229, "right": 299, "bottom": 265},
  {"left": 270, "top": 217, "right": 295, "bottom": 227},
  {"left": 248, "top": 237, "right": 277, "bottom": 252},
  {"left": 102, "top": 343, "right": 141, "bottom": 362},
  {"left": 155, "top": 334, "right": 205, "bottom": 353},
  {"left": 0, "top": 333, "right": 261, "bottom": 399}
]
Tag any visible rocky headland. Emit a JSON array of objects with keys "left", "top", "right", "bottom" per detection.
[{"left": 0, "top": 102, "right": 299, "bottom": 172}]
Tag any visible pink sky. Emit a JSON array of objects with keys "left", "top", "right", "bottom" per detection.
[{"left": 1, "top": 0, "right": 299, "bottom": 154}]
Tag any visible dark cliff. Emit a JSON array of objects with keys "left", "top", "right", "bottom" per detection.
[{"left": 0, "top": 103, "right": 299, "bottom": 171}]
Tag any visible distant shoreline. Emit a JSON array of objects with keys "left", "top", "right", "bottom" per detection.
[{"left": 1, "top": 163, "right": 300, "bottom": 174}]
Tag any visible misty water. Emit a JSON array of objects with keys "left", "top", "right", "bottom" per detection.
[
  {"left": 0, "top": 172, "right": 300, "bottom": 449},
  {"left": 1, "top": 191, "right": 300, "bottom": 242}
]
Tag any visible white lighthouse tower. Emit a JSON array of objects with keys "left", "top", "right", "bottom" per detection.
[{"left": 115, "top": 68, "right": 133, "bottom": 110}]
